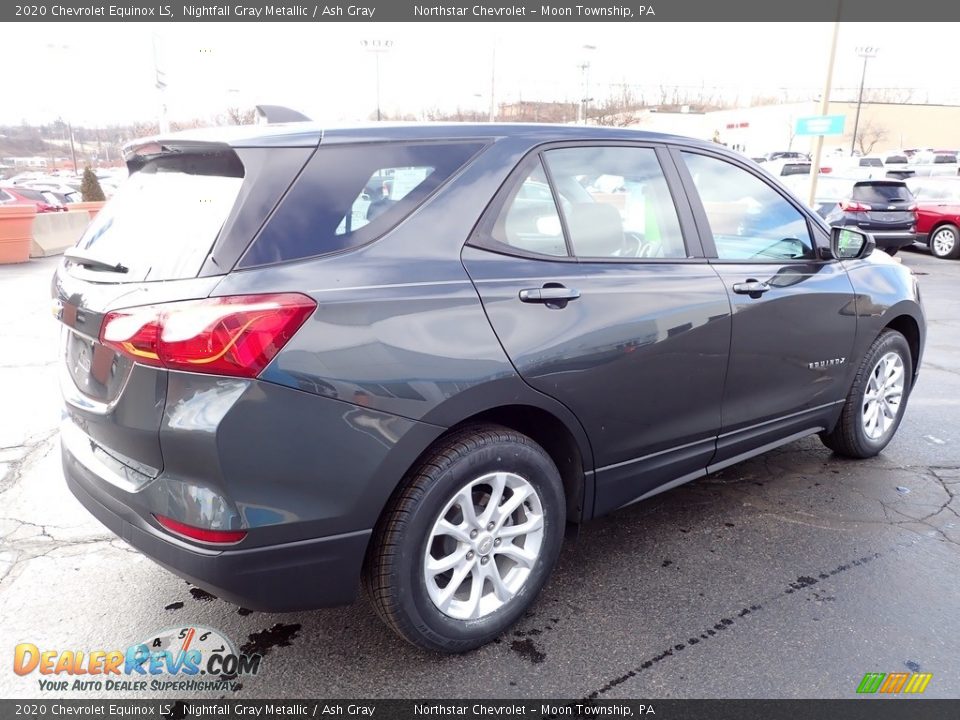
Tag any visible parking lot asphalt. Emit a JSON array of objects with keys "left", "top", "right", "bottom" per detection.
[{"left": 1, "top": 247, "right": 958, "bottom": 700}]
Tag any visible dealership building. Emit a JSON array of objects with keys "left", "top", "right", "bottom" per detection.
[{"left": 629, "top": 100, "right": 960, "bottom": 156}]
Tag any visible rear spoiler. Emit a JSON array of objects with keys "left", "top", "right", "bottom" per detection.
[
  {"left": 122, "top": 140, "right": 238, "bottom": 173},
  {"left": 255, "top": 105, "right": 311, "bottom": 124}
]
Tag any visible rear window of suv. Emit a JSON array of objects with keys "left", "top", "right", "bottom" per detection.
[
  {"left": 851, "top": 183, "right": 912, "bottom": 203},
  {"left": 240, "top": 141, "right": 486, "bottom": 267},
  {"left": 73, "top": 148, "right": 244, "bottom": 282}
]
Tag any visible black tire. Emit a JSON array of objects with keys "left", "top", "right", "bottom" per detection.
[
  {"left": 929, "top": 223, "right": 960, "bottom": 260},
  {"left": 883, "top": 247, "right": 899, "bottom": 256},
  {"left": 820, "top": 330, "right": 913, "bottom": 458},
  {"left": 364, "top": 424, "right": 565, "bottom": 653}
]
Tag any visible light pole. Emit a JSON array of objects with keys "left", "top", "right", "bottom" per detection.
[
  {"left": 850, "top": 45, "right": 879, "bottom": 155},
  {"left": 361, "top": 39, "right": 393, "bottom": 121},
  {"left": 577, "top": 44, "right": 596, "bottom": 124},
  {"left": 46, "top": 44, "right": 80, "bottom": 171},
  {"left": 152, "top": 32, "right": 169, "bottom": 134},
  {"left": 807, "top": 14, "right": 841, "bottom": 209}
]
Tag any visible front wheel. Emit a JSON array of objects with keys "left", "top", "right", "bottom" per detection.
[
  {"left": 929, "top": 223, "right": 960, "bottom": 260},
  {"left": 364, "top": 425, "right": 565, "bottom": 653},
  {"left": 820, "top": 330, "right": 912, "bottom": 458}
]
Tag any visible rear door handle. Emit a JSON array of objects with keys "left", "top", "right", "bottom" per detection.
[
  {"left": 519, "top": 285, "right": 581, "bottom": 304},
  {"left": 732, "top": 279, "right": 770, "bottom": 297}
]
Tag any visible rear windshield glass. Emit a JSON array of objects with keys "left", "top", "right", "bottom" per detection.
[
  {"left": 851, "top": 183, "right": 912, "bottom": 203},
  {"left": 240, "top": 141, "right": 485, "bottom": 267},
  {"left": 934, "top": 154, "right": 957, "bottom": 164},
  {"left": 74, "top": 149, "right": 243, "bottom": 281}
]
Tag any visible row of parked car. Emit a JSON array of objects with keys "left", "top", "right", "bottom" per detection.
[
  {"left": 755, "top": 148, "right": 960, "bottom": 182},
  {"left": 780, "top": 174, "right": 960, "bottom": 260},
  {"left": 0, "top": 170, "right": 125, "bottom": 213}
]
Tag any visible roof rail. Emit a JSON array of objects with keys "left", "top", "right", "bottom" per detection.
[{"left": 254, "top": 105, "right": 312, "bottom": 124}]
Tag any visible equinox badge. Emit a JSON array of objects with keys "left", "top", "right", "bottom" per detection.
[{"left": 809, "top": 357, "right": 846, "bottom": 369}]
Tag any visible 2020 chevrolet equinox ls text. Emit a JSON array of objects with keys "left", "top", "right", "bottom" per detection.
[{"left": 55, "top": 122, "right": 925, "bottom": 652}]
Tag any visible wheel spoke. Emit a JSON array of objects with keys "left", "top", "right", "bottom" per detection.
[
  {"left": 486, "top": 561, "right": 514, "bottom": 602},
  {"left": 493, "top": 485, "right": 532, "bottom": 529},
  {"left": 456, "top": 487, "right": 480, "bottom": 528},
  {"left": 496, "top": 542, "right": 537, "bottom": 568},
  {"left": 426, "top": 545, "right": 469, "bottom": 575},
  {"left": 464, "top": 567, "right": 484, "bottom": 619},
  {"left": 498, "top": 514, "right": 544, "bottom": 539},
  {"left": 434, "top": 519, "right": 471, "bottom": 544},
  {"left": 436, "top": 560, "right": 474, "bottom": 612},
  {"left": 478, "top": 472, "right": 507, "bottom": 526}
]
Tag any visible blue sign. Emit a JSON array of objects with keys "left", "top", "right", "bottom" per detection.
[{"left": 795, "top": 115, "right": 846, "bottom": 137}]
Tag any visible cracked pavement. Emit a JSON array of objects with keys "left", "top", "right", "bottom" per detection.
[{"left": 1, "top": 249, "right": 959, "bottom": 700}]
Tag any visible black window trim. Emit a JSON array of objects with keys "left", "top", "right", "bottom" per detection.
[
  {"left": 669, "top": 145, "right": 835, "bottom": 265},
  {"left": 468, "top": 140, "right": 707, "bottom": 264}
]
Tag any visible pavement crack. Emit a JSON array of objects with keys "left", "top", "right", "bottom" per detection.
[{"left": 0, "top": 427, "right": 59, "bottom": 496}]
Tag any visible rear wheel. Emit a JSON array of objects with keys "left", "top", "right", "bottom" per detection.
[
  {"left": 929, "top": 223, "right": 960, "bottom": 260},
  {"left": 364, "top": 425, "right": 565, "bottom": 653},
  {"left": 820, "top": 330, "right": 912, "bottom": 458}
]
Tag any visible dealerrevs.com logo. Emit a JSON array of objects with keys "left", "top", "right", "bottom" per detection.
[{"left": 14, "top": 626, "right": 261, "bottom": 693}]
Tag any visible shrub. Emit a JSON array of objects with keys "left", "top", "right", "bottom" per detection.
[{"left": 80, "top": 167, "right": 106, "bottom": 202}]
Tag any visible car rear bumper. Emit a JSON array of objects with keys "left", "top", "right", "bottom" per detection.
[
  {"left": 63, "top": 431, "right": 373, "bottom": 612},
  {"left": 867, "top": 231, "right": 918, "bottom": 250}
]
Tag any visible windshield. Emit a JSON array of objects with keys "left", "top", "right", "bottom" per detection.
[{"left": 74, "top": 150, "right": 243, "bottom": 281}]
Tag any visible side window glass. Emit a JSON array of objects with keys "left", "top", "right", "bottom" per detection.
[
  {"left": 336, "top": 166, "right": 435, "bottom": 235},
  {"left": 491, "top": 159, "right": 568, "bottom": 257},
  {"left": 542, "top": 146, "right": 688, "bottom": 259},
  {"left": 682, "top": 152, "right": 815, "bottom": 261}
]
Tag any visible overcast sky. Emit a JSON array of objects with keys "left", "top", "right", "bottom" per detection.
[{"left": 5, "top": 22, "right": 956, "bottom": 127}]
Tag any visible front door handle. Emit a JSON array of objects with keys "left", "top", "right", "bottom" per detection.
[
  {"left": 519, "top": 285, "right": 581, "bottom": 306},
  {"left": 732, "top": 279, "right": 770, "bottom": 298}
]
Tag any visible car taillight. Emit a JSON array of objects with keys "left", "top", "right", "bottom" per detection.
[
  {"left": 154, "top": 514, "right": 247, "bottom": 544},
  {"left": 820, "top": 167, "right": 832, "bottom": 174},
  {"left": 100, "top": 293, "right": 316, "bottom": 378},
  {"left": 840, "top": 200, "right": 872, "bottom": 212}
]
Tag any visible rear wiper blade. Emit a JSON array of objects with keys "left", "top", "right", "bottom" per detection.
[{"left": 64, "top": 248, "right": 129, "bottom": 274}]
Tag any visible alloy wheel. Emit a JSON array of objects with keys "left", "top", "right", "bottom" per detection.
[
  {"left": 861, "top": 351, "right": 905, "bottom": 441},
  {"left": 423, "top": 471, "right": 544, "bottom": 620},
  {"left": 932, "top": 227, "right": 957, "bottom": 257}
]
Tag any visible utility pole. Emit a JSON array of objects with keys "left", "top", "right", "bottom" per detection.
[
  {"left": 488, "top": 43, "right": 496, "bottom": 122},
  {"left": 152, "top": 32, "right": 169, "bottom": 134},
  {"left": 807, "top": 11, "right": 842, "bottom": 209},
  {"left": 850, "top": 46, "right": 879, "bottom": 155},
  {"left": 361, "top": 39, "right": 393, "bottom": 121}
]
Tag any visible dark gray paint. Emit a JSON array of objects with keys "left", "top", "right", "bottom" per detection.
[{"left": 55, "top": 123, "right": 925, "bottom": 610}]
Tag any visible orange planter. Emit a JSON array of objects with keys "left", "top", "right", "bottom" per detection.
[
  {"left": 69, "top": 201, "right": 107, "bottom": 220},
  {"left": 0, "top": 205, "right": 37, "bottom": 264}
]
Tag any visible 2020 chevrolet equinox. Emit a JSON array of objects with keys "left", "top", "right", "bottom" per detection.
[{"left": 55, "top": 121, "right": 924, "bottom": 652}]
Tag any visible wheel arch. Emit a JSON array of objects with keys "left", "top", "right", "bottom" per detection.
[
  {"left": 883, "top": 312, "right": 922, "bottom": 386},
  {"left": 445, "top": 405, "right": 590, "bottom": 524}
]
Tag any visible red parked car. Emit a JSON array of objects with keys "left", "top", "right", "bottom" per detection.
[
  {"left": 907, "top": 177, "right": 960, "bottom": 259},
  {"left": 0, "top": 186, "right": 65, "bottom": 213}
]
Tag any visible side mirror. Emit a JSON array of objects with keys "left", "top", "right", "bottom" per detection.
[{"left": 830, "top": 226, "right": 875, "bottom": 260}]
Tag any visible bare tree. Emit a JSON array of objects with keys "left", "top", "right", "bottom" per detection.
[
  {"left": 219, "top": 107, "right": 257, "bottom": 126},
  {"left": 855, "top": 118, "right": 889, "bottom": 155}
]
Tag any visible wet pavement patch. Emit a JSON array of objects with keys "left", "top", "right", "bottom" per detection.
[
  {"left": 510, "top": 638, "right": 546, "bottom": 664},
  {"left": 240, "top": 623, "right": 301, "bottom": 657}
]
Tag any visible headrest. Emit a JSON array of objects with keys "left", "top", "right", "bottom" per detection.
[{"left": 566, "top": 202, "right": 624, "bottom": 257}]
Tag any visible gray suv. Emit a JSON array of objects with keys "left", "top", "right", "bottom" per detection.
[{"left": 55, "top": 122, "right": 925, "bottom": 653}]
